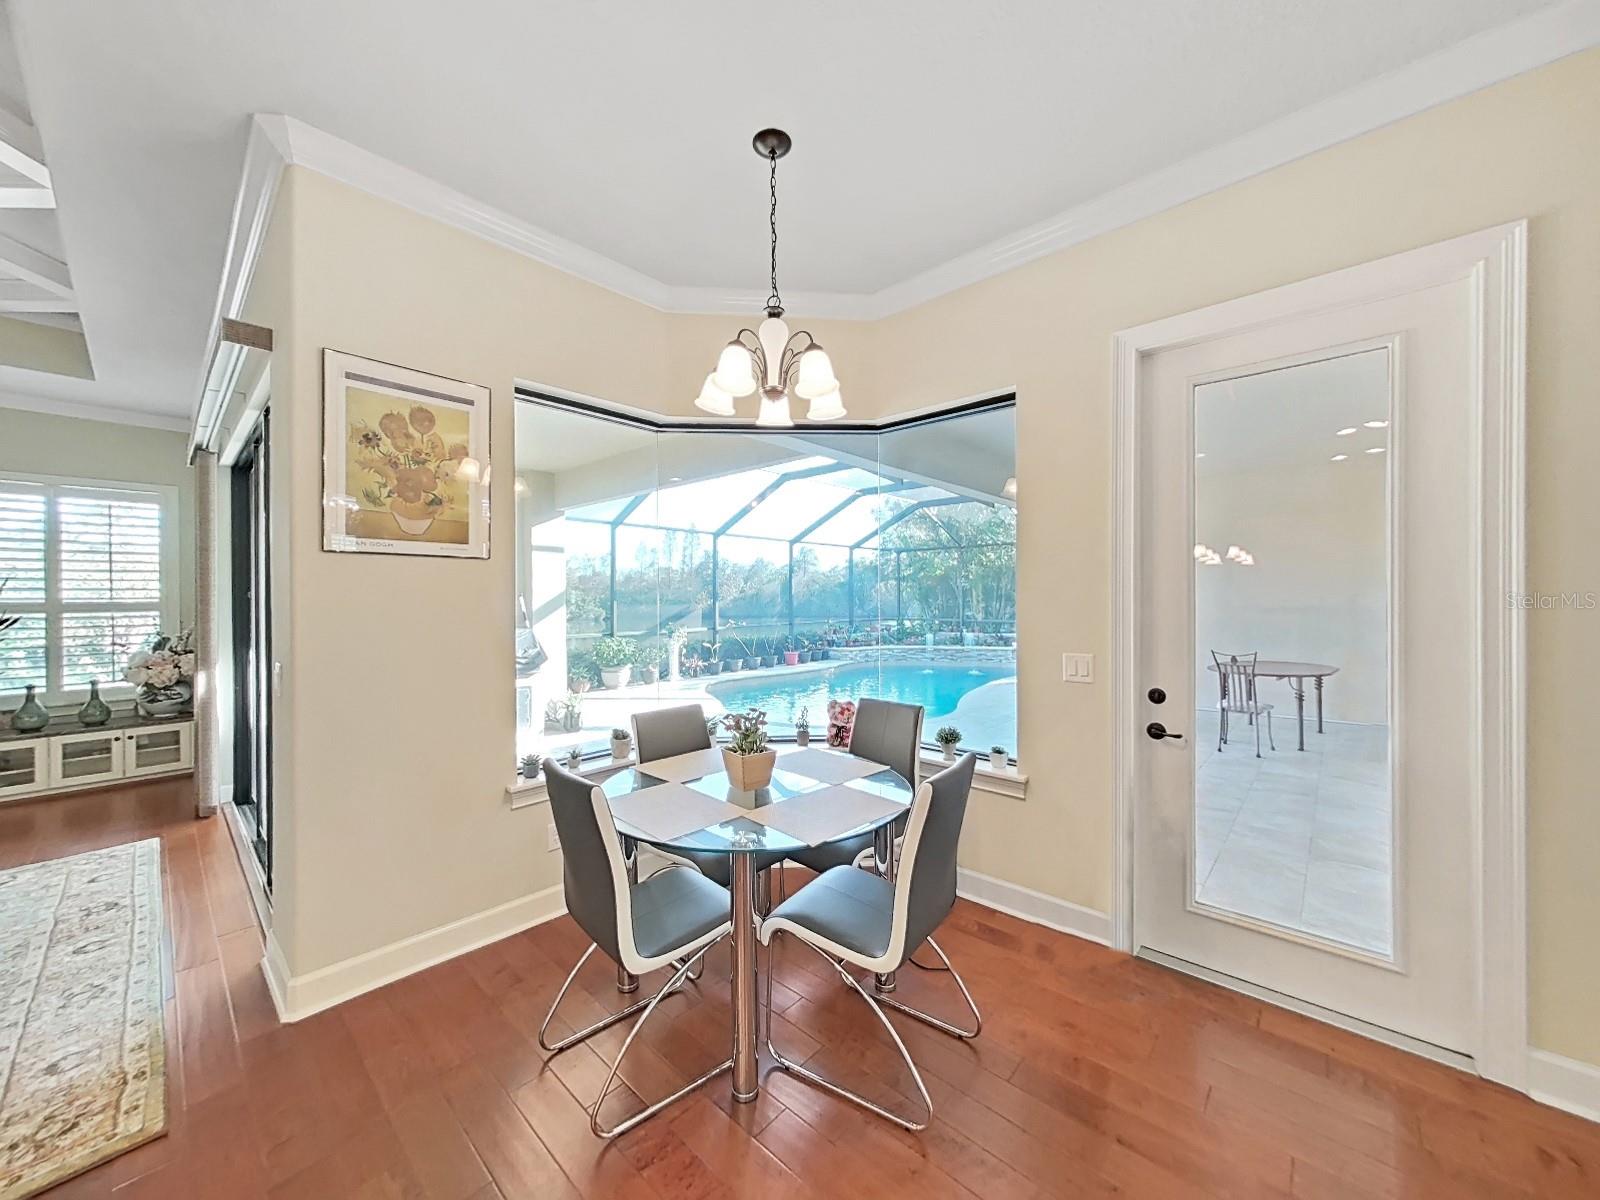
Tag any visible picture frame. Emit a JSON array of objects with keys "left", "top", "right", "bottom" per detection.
[{"left": 321, "top": 349, "right": 490, "bottom": 557}]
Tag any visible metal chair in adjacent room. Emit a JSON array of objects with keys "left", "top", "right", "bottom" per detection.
[
  {"left": 537, "top": 758, "right": 734, "bottom": 1137},
  {"left": 759, "top": 752, "right": 982, "bottom": 1131},
  {"left": 1212, "top": 650, "right": 1276, "bottom": 756},
  {"left": 631, "top": 704, "right": 788, "bottom": 890}
]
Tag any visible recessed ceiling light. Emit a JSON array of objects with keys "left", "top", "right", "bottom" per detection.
[
  {"left": 1365, "top": 446, "right": 1386, "bottom": 454},
  {"left": 1335, "top": 427, "right": 1358, "bottom": 436},
  {"left": 1363, "top": 419, "right": 1389, "bottom": 428},
  {"left": 1330, "top": 454, "right": 1348, "bottom": 461}
]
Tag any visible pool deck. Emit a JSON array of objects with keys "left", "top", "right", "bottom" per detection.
[{"left": 529, "top": 648, "right": 1017, "bottom": 754}]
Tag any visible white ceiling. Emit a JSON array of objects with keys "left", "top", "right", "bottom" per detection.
[{"left": 3, "top": 0, "right": 1584, "bottom": 424}]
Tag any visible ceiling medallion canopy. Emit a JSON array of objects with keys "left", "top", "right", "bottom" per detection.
[{"left": 695, "top": 128, "right": 843, "bottom": 425}]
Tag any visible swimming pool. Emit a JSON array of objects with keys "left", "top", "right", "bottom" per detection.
[{"left": 706, "top": 662, "right": 1017, "bottom": 752}]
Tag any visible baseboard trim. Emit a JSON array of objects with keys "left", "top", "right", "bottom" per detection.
[
  {"left": 262, "top": 884, "right": 567, "bottom": 1023},
  {"left": 1527, "top": 1049, "right": 1600, "bottom": 1124},
  {"left": 956, "top": 867, "right": 1111, "bottom": 945}
]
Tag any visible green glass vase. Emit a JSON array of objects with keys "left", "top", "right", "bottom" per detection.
[
  {"left": 77, "top": 680, "right": 112, "bottom": 727},
  {"left": 10, "top": 685, "right": 49, "bottom": 732}
]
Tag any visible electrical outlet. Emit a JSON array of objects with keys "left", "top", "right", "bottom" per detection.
[
  {"left": 547, "top": 823, "right": 561, "bottom": 852},
  {"left": 1062, "top": 652, "right": 1094, "bottom": 683}
]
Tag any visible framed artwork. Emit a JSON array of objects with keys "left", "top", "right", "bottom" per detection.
[{"left": 322, "top": 349, "right": 490, "bottom": 557}]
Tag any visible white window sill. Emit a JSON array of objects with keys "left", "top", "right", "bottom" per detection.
[
  {"left": 921, "top": 751, "right": 1028, "bottom": 799},
  {"left": 507, "top": 753, "right": 635, "bottom": 809},
  {"left": 510, "top": 750, "right": 1027, "bottom": 808}
]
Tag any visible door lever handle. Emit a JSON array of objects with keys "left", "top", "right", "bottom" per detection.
[{"left": 1146, "top": 722, "right": 1185, "bottom": 741}]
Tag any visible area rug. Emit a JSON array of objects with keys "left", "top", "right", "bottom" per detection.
[{"left": 0, "top": 839, "right": 167, "bottom": 1199}]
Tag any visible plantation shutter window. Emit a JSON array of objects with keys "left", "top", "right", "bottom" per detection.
[{"left": 0, "top": 475, "right": 177, "bottom": 702}]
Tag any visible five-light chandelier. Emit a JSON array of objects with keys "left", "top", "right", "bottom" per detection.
[{"left": 694, "top": 128, "right": 843, "bottom": 425}]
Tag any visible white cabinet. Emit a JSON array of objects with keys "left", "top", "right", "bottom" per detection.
[
  {"left": 49, "top": 729, "right": 125, "bottom": 789},
  {"left": 123, "top": 723, "right": 192, "bottom": 778},
  {"left": 0, "top": 738, "right": 47, "bottom": 800}
]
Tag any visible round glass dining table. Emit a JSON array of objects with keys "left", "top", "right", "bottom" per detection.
[{"left": 600, "top": 745, "right": 915, "bottom": 1103}]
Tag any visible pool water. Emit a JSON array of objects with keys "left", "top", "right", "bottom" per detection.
[{"left": 706, "top": 662, "right": 1016, "bottom": 752}]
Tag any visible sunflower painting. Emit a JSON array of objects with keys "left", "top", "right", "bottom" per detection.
[{"left": 323, "top": 350, "right": 490, "bottom": 557}]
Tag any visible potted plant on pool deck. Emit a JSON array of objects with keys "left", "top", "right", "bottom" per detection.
[
  {"left": 782, "top": 634, "right": 801, "bottom": 666},
  {"left": 935, "top": 725, "right": 963, "bottom": 761},
  {"left": 702, "top": 641, "right": 723, "bottom": 676},
  {"left": 989, "top": 745, "right": 1008, "bottom": 772},
  {"left": 721, "top": 708, "right": 776, "bottom": 790},
  {"left": 593, "top": 636, "right": 636, "bottom": 689},
  {"left": 794, "top": 706, "right": 811, "bottom": 747},
  {"left": 634, "top": 642, "right": 659, "bottom": 685},
  {"left": 611, "top": 728, "right": 632, "bottom": 759}
]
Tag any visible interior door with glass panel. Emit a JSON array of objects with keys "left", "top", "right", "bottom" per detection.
[{"left": 1133, "top": 278, "right": 1477, "bottom": 1053}]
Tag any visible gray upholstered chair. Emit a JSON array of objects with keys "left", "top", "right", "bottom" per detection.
[
  {"left": 537, "top": 758, "right": 734, "bottom": 1137},
  {"left": 631, "top": 705, "right": 786, "bottom": 888},
  {"left": 786, "top": 697, "right": 922, "bottom": 878},
  {"left": 759, "top": 753, "right": 981, "bottom": 1131}
]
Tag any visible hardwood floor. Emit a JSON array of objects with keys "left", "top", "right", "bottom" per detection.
[{"left": 6, "top": 778, "right": 1598, "bottom": 1199}]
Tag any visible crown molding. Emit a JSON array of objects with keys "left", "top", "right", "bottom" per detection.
[
  {"left": 0, "top": 388, "right": 190, "bottom": 432},
  {"left": 213, "top": 2, "right": 1600, "bottom": 336}
]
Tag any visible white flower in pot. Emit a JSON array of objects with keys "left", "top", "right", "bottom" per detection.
[{"left": 934, "top": 725, "right": 962, "bottom": 761}]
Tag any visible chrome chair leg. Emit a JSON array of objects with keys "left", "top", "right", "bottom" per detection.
[
  {"left": 590, "top": 939, "right": 732, "bottom": 1139},
  {"left": 765, "top": 931, "right": 933, "bottom": 1132},
  {"left": 874, "top": 937, "right": 982, "bottom": 1039},
  {"left": 538, "top": 942, "right": 698, "bottom": 1054}
]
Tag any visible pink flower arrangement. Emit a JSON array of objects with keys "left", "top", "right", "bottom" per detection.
[{"left": 826, "top": 699, "right": 855, "bottom": 748}]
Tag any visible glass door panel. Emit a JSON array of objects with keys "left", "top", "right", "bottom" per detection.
[{"left": 1191, "top": 349, "right": 1393, "bottom": 957}]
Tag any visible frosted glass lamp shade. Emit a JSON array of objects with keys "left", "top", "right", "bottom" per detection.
[
  {"left": 804, "top": 385, "right": 846, "bottom": 421},
  {"left": 714, "top": 342, "right": 758, "bottom": 397},
  {"left": 755, "top": 389, "right": 794, "bottom": 427},
  {"left": 694, "top": 372, "right": 735, "bottom": 416},
  {"left": 793, "top": 345, "right": 838, "bottom": 400}
]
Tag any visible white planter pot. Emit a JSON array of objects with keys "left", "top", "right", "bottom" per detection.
[
  {"left": 794, "top": 728, "right": 811, "bottom": 747},
  {"left": 600, "top": 666, "right": 631, "bottom": 689},
  {"left": 941, "top": 744, "right": 957, "bottom": 761},
  {"left": 611, "top": 736, "right": 631, "bottom": 759},
  {"left": 989, "top": 751, "right": 1008, "bottom": 772}
]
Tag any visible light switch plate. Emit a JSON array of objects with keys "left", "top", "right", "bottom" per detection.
[
  {"left": 1062, "top": 652, "right": 1094, "bottom": 683},
  {"left": 547, "top": 823, "right": 561, "bottom": 852}
]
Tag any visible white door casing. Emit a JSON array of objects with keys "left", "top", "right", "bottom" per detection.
[{"left": 1111, "top": 222, "right": 1526, "bottom": 1086}]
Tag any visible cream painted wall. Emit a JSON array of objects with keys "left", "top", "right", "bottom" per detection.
[
  {"left": 0, "top": 405, "right": 197, "bottom": 631},
  {"left": 1195, "top": 458, "right": 1388, "bottom": 726},
  {"left": 864, "top": 48, "right": 1600, "bottom": 1066},
  {"left": 251, "top": 46, "right": 1600, "bottom": 1067}
]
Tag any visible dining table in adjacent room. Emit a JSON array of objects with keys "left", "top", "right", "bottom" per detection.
[
  {"left": 599, "top": 742, "right": 915, "bottom": 1103},
  {"left": 1209, "top": 659, "right": 1340, "bottom": 750}
]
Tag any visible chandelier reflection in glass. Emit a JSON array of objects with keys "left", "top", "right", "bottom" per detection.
[{"left": 694, "top": 129, "right": 844, "bottom": 426}]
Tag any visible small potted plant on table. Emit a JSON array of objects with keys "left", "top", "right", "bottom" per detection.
[
  {"left": 721, "top": 708, "right": 775, "bottom": 791},
  {"left": 935, "top": 725, "right": 963, "bottom": 762},
  {"left": 989, "top": 745, "right": 1008, "bottom": 772},
  {"left": 611, "top": 727, "right": 632, "bottom": 759},
  {"left": 794, "top": 706, "right": 811, "bottom": 747}
]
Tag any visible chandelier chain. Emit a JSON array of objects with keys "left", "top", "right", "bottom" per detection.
[{"left": 767, "top": 149, "right": 781, "bottom": 312}]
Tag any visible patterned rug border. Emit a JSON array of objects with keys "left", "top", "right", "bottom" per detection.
[{"left": 0, "top": 838, "right": 168, "bottom": 1200}]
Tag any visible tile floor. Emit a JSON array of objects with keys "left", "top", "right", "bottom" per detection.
[{"left": 1193, "top": 709, "right": 1393, "bottom": 954}]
